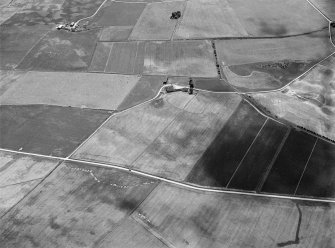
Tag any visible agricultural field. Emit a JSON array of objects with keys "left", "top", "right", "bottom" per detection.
[
  {"left": 89, "top": 41, "right": 145, "bottom": 74},
  {"left": 101, "top": 42, "right": 144, "bottom": 74},
  {"left": 215, "top": 31, "right": 333, "bottom": 65},
  {"left": 143, "top": 40, "right": 218, "bottom": 77},
  {"left": 227, "top": 119, "right": 289, "bottom": 191},
  {"left": 0, "top": 25, "right": 50, "bottom": 69},
  {"left": 0, "top": 71, "right": 144, "bottom": 110},
  {"left": 17, "top": 29, "right": 100, "bottom": 71},
  {"left": 261, "top": 130, "right": 317, "bottom": 195},
  {"left": 252, "top": 54, "right": 335, "bottom": 140},
  {"left": 60, "top": 0, "right": 105, "bottom": 21},
  {"left": 0, "top": 161, "right": 159, "bottom": 247},
  {"left": 129, "top": 1, "right": 185, "bottom": 40},
  {"left": 98, "top": 218, "right": 168, "bottom": 248},
  {"left": 1, "top": 0, "right": 64, "bottom": 26},
  {"left": 132, "top": 92, "right": 242, "bottom": 180},
  {"left": 310, "top": 0, "right": 335, "bottom": 20},
  {"left": 134, "top": 182, "right": 335, "bottom": 248},
  {"left": 1, "top": 0, "right": 335, "bottom": 247},
  {"left": 0, "top": 105, "right": 110, "bottom": 156},
  {"left": 259, "top": 130, "right": 335, "bottom": 199},
  {"left": 84, "top": 1, "right": 146, "bottom": 28},
  {"left": 175, "top": 0, "right": 329, "bottom": 39},
  {"left": 226, "top": 0, "right": 328, "bottom": 37},
  {"left": 1, "top": 159, "right": 335, "bottom": 247},
  {"left": 0, "top": 70, "right": 26, "bottom": 93},
  {"left": 72, "top": 93, "right": 187, "bottom": 166},
  {"left": 186, "top": 101, "right": 266, "bottom": 187},
  {"left": 0, "top": 151, "right": 60, "bottom": 216},
  {"left": 117, "top": 75, "right": 166, "bottom": 110},
  {"left": 99, "top": 26, "right": 133, "bottom": 42},
  {"left": 215, "top": 30, "right": 334, "bottom": 91},
  {"left": 73, "top": 92, "right": 243, "bottom": 180},
  {"left": 173, "top": 0, "right": 248, "bottom": 39},
  {"left": 0, "top": 0, "right": 70, "bottom": 69},
  {"left": 0, "top": 7, "right": 19, "bottom": 24},
  {"left": 296, "top": 139, "right": 335, "bottom": 198},
  {"left": 89, "top": 40, "right": 218, "bottom": 77}
]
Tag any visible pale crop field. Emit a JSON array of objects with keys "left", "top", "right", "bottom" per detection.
[
  {"left": 0, "top": 71, "right": 141, "bottom": 110},
  {"left": 174, "top": 0, "right": 248, "bottom": 39},
  {"left": 129, "top": 1, "right": 186, "bottom": 40},
  {"left": 143, "top": 40, "right": 218, "bottom": 77},
  {"left": 0, "top": 151, "right": 60, "bottom": 216}
]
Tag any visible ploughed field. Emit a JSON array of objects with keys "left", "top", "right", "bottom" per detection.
[{"left": 1, "top": 0, "right": 335, "bottom": 247}]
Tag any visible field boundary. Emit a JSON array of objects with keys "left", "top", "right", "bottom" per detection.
[
  {"left": 294, "top": 138, "right": 318, "bottom": 195},
  {"left": 255, "top": 127, "right": 291, "bottom": 193},
  {"left": 329, "top": 22, "right": 335, "bottom": 48},
  {"left": 304, "top": 0, "right": 331, "bottom": 22},
  {"left": 131, "top": 214, "right": 176, "bottom": 248},
  {"left": 104, "top": 43, "right": 114, "bottom": 73},
  {"left": 0, "top": 177, "right": 44, "bottom": 189},
  {"left": 15, "top": 30, "right": 51, "bottom": 69},
  {"left": 211, "top": 41, "right": 222, "bottom": 79},
  {"left": 243, "top": 98, "right": 285, "bottom": 126}
]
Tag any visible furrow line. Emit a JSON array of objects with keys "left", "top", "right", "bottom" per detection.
[{"left": 294, "top": 138, "right": 318, "bottom": 195}]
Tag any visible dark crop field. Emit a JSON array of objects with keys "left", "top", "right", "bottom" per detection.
[
  {"left": 17, "top": 29, "right": 100, "bottom": 71},
  {"left": 0, "top": 25, "right": 50, "bottom": 69},
  {"left": 194, "top": 78, "right": 235, "bottom": 92},
  {"left": 186, "top": 101, "right": 266, "bottom": 187},
  {"left": 296, "top": 139, "right": 335, "bottom": 198},
  {"left": 228, "top": 119, "right": 289, "bottom": 191},
  {"left": 261, "top": 129, "right": 317, "bottom": 195},
  {"left": 0, "top": 105, "right": 110, "bottom": 157}
]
